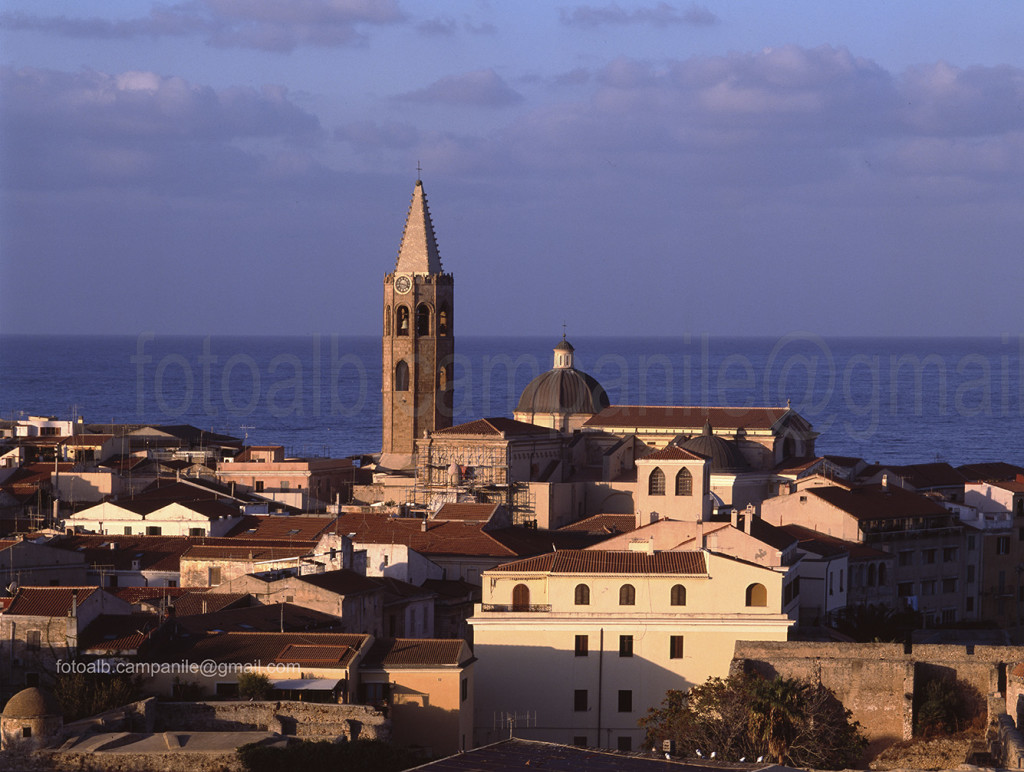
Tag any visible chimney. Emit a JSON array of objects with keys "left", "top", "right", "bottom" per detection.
[
  {"left": 421, "top": 518, "right": 428, "bottom": 532},
  {"left": 882, "top": 473, "right": 888, "bottom": 490},
  {"left": 70, "top": 589, "right": 78, "bottom": 618},
  {"left": 730, "top": 509, "right": 739, "bottom": 528},
  {"left": 744, "top": 512, "right": 753, "bottom": 535}
]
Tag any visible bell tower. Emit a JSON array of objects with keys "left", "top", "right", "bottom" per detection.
[{"left": 381, "top": 179, "right": 454, "bottom": 464}]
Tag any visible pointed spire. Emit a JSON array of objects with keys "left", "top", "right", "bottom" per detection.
[{"left": 395, "top": 180, "right": 443, "bottom": 274}]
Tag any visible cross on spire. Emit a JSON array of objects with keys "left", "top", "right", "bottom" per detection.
[{"left": 416, "top": 160, "right": 422, "bottom": 181}]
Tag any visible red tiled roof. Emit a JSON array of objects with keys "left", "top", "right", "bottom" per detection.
[
  {"left": 5, "top": 586, "right": 100, "bottom": 616},
  {"left": 807, "top": 484, "right": 952, "bottom": 521},
  {"left": 181, "top": 544, "right": 312, "bottom": 562},
  {"left": 361, "top": 638, "right": 467, "bottom": 668},
  {"left": 61, "top": 434, "right": 114, "bottom": 446},
  {"left": 640, "top": 445, "right": 705, "bottom": 462},
  {"left": 159, "top": 632, "right": 368, "bottom": 667},
  {"left": 223, "top": 514, "right": 340, "bottom": 540},
  {"left": 112, "top": 586, "right": 191, "bottom": 605},
  {"left": 583, "top": 405, "right": 795, "bottom": 431},
  {"left": 958, "top": 462, "right": 1024, "bottom": 483},
  {"left": 776, "top": 523, "right": 890, "bottom": 560},
  {"left": 79, "top": 612, "right": 160, "bottom": 654},
  {"left": 557, "top": 514, "right": 636, "bottom": 536},
  {"left": 171, "top": 603, "right": 343, "bottom": 635},
  {"left": 173, "top": 592, "right": 251, "bottom": 617},
  {"left": 275, "top": 643, "right": 352, "bottom": 665},
  {"left": 491, "top": 549, "right": 707, "bottom": 575},
  {"left": 297, "top": 569, "right": 381, "bottom": 596},
  {"left": 858, "top": 462, "right": 967, "bottom": 490},
  {"left": 432, "top": 417, "right": 559, "bottom": 437}
]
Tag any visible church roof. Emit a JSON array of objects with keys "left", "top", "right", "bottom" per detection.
[
  {"left": 433, "top": 417, "right": 558, "bottom": 438},
  {"left": 395, "top": 180, "right": 442, "bottom": 274},
  {"left": 584, "top": 405, "right": 803, "bottom": 433},
  {"left": 679, "top": 421, "right": 750, "bottom": 472},
  {"left": 516, "top": 368, "right": 609, "bottom": 416}
]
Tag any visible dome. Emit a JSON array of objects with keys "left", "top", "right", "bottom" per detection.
[
  {"left": 679, "top": 421, "right": 749, "bottom": 472},
  {"left": 2, "top": 687, "right": 62, "bottom": 719},
  {"left": 516, "top": 368, "right": 610, "bottom": 415}
]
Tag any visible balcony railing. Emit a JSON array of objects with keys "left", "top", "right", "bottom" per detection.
[{"left": 481, "top": 603, "right": 551, "bottom": 613}]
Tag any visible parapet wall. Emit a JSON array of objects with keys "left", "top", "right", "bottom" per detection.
[
  {"left": 155, "top": 701, "right": 388, "bottom": 741},
  {"left": 733, "top": 641, "right": 1024, "bottom": 748}
]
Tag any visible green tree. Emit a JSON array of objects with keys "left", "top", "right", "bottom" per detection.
[
  {"left": 641, "top": 672, "right": 866, "bottom": 769},
  {"left": 53, "top": 672, "right": 139, "bottom": 721},
  {"left": 238, "top": 672, "right": 273, "bottom": 701}
]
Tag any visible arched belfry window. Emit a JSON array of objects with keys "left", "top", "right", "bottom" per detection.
[
  {"left": 649, "top": 467, "right": 666, "bottom": 496},
  {"left": 438, "top": 306, "right": 450, "bottom": 337},
  {"left": 396, "top": 306, "right": 410, "bottom": 336},
  {"left": 416, "top": 304, "right": 431, "bottom": 336},
  {"left": 395, "top": 360, "right": 410, "bottom": 392},
  {"left": 384, "top": 306, "right": 391, "bottom": 336},
  {"left": 574, "top": 584, "right": 590, "bottom": 606},
  {"left": 512, "top": 583, "right": 530, "bottom": 611},
  {"left": 670, "top": 584, "right": 686, "bottom": 606},
  {"left": 675, "top": 468, "right": 693, "bottom": 496},
  {"left": 619, "top": 584, "right": 635, "bottom": 606},
  {"left": 745, "top": 583, "right": 767, "bottom": 607}
]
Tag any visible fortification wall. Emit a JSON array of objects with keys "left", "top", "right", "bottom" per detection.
[{"left": 155, "top": 700, "right": 388, "bottom": 741}]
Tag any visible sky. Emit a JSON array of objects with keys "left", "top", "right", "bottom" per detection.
[{"left": 1, "top": 1, "right": 1023, "bottom": 338}]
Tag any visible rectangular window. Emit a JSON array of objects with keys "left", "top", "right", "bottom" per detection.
[
  {"left": 189, "top": 527, "right": 205, "bottom": 537},
  {"left": 617, "top": 736, "right": 633, "bottom": 752},
  {"left": 208, "top": 566, "right": 222, "bottom": 587},
  {"left": 967, "top": 565, "right": 975, "bottom": 583},
  {"left": 146, "top": 526, "right": 162, "bottom": 536},
  {"left": 941, "top": 608, "right": 956, "bottom": 624},
  {"left": 998, "top": 536, "right": 1010, "bottom": 555},
  {"left": 921, "top": 579, "right": 936, "bottom": 596},
  {"left": 461, "top": 678, "right": 468, "bottom": 703},
  {"left": 898, "top": 550, "right": 913, "bottom": 567},
  {"left": 942, "top": 577, "right": 958, "bottom": 594},
  {"left": 215, "top": 682, "right": 239, "bottom": 698},
  {"left": 943, "top": 547, "right": 958, "bottom": 562},
  {"left": 897, "top": 581, "right": 914, "bottom": 598},
  {"left": 618, "top": 689, "right": 633, "bottom": 712},
  {"left": 574, "top": 690, "right": 588, "bottom": 712},
  {"left": 923, "top": 549, "right": 936, "bottom": 564},
  {"left": 670, "top": 635, "right": 684, "bottom": 659},
  {"left": 966, "top": 597, "right": 974, "bottom": 612},
  {"left": 26, "top": 630, "right": 41, "bottom": 651},
  {"left": 967, "top": 534, "right": 976, "bottom": 551},
  {"left": 573, "top": 736, "right": 587, "bottom": 748},
  {"left": 255, "top": 480, "right": 264, "bottom": 492},
  {"left": 575, "top": 635, "right": 589, "bottom": 657},
  {"left": 123, "top": 526, "right": 132, "bottom": 535},
  {"left": 619, "top": 635, "right": 633, "bottom": 657}
]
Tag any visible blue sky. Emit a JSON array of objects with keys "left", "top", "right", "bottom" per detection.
[{"left": 2, "top": 1, "right": 1023, "bottom": 337}]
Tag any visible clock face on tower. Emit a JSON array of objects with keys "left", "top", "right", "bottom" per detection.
[{"left": 394, "top": 274, "right": 412, "bottom": 294}]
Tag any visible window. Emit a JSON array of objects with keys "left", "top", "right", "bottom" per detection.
[
  {"left": 967, "top": 565, "right": 975, "bottom": 583},
  {"left": 670, "top": 635, "right": 684, "bottom": 659},
  {"left": 619, "top": 584, "right": 635, "bottom": 606},
  {"left": 670, "top": 584, "right": 686, "bottom": 606},
  {"left": 923, "top": 549, "right": 936, "bottom": 564},
  {"left": 617, "top": 736, "right": 633, "bottom": 752},
  {"left": 867, "top": 563, "right": 876, "bottom": 587},
  {"left": 438, "top": 307, "right": 450, "bottom": 336},
  {"left": 22, "top": 727, "right": 32, "bottom": 739},
  {"left": 618, "top": 689, "right": 633, "bottom": 712},
  {"left": 574, "top": 690, "right": 588, "bottom": 712},
  {"left": 619, "top": 635, "right": 633, "bottom": 657},
  {"left": 898, "top": 550, "right": 913, "bottom": 567},
  {"left": 416, "top": 304, "right": 431, "bottom": 336},
  {"left": 512, "top": 583, "right": 530, "bottom": 611},
  {"left": 123, "top": 527, "right": 132, "bottom": 535},
  {"left": 280, "top": 481, "right": 290, "bottom": 489},
  {"left": 384, "top": 305, "right": 391, "bottom": 336},
  {"left": 897, "top": 581, "right": 914, "bottom": 598},
  {"left": 208, "top": 566, "right": 222, "bottom": 587},
  {"left": 573, "top": 736, "right": 587, "bottom": 748},
  {"left": 998, "top": 536, "right": 1010, "bottom": 555},
  {"left": 216, "top": 682, "right": 239, "bottom": 698},
  {"left": 255, "top": 480, "right": 264, "bottom": 492},
  {"left": 26, "top": 630, "right": 41, "bottom": 651},
  {"left": 828, "top": 572, "right": 834, "bottom": 596},
  {"left": 396, "top": 306, "right": 410, "bottom": 336},
  {"left": 745, "top": 583, "right": 767, "bottom": 607},
  {"left": 878, "top": 563, "right": 888, "bottom": 585},
  {"left": 648, "top": 467, "right": 666, "bottom": 496},
  {"left": 966, "top": 597, "right": 974, "bottom": 612},
  {"left": 574, "top": 584, "right": 590, "bottom": 605},
  {"left": 189, "top": 527, "right": 204, "bottom": 537},
  {"left": 921, "top": 579, "right": 936, "bottom": 596},
  {"left": 575, "top": 635, "right": 589, "bottom": 657},
  {"left": 942, "top": 577, "right": 958, "bottom": 594},
  {"left": 461, "top": 677, "right": 468, "bottom": 703},
  {"left": 943, "top": 547, "right": 958, "bottom": 562},
  {"left": 395, "top": 360, "right": 410, "bottom": 391},
  {"left": 967, "top": 534, "right": 976, "bottom": 551},
  {"left": 941, "top": 608, "right": 956, "bottom": 624},
  {"left": 146, "top": 526, "right": 162, "bottom": 536},
  {"left": 675, "top": 468, "right": 693, "bottom": 496}
]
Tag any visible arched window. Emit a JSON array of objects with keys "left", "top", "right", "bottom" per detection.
[
  {"left": 670, "top": 584, "right": 686, "bottom": 606},
  {"left": 416, "top": 304, "right": 431, "bottom": 336},
  {"left": 878, "top": 563, "right": 887, "bottom": 586},
  {"left": 395, "top": 360, "right": 410, "bottom": 392},
  {"left": 648, "top": 467, "right": 666, "bottom": 496},
  {"left": 867, "top": 563, "right": 876, "bottom": 587},
  {"left": 438, "top": 366, "right": 448, "bottom": 391},
  {"left": 619, "top": 584, "right": 635, "bottom": 606},
  {"left": 745, "top": 583, "right": 767, "bottom": 607},
  {"left": 438, "top": 306, "right": 449, "bottom": 337},
  {"left": 384, "top": 306, "right": 391, "bottom": 336},
  {"left": 675, "top": 468, "right": 693, "bottom": 496},
  {"left": 512, "top": 583, "right": 530, "bottom": 611},
  {"left": 574, "top": 584, "right": 590, "bottom": 606},
  {"left": 396, "top": 306, "right": 410, "bottom": 336}
]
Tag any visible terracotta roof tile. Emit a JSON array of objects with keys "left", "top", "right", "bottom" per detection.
[
  {"left": 432, "top": 503, "right": 499, "bottom": 522},
  {"left": 173, "top": 592, "right": 251, "bottom": 617},
  {"left": 491, "top": 549, "right": 707, "bottom": 575},
  {"left": 223, "top": 514, "right": 340, "bottom": 540},
  {"left": 584, "top": 405, "right": 796, "bottom": 432},
  {"left": 153, "top": 632, "right": 368, "bottom": 667},
  {"left": 432, "top": 417, "right": 559, "bottom": 437},
  {"left": 640, "top": 445, "right": 706, "bottom": 462},
  {"left": 180, "top": 544, "right": 312, "bottom": 561},
  {"left": 297, "top": 569, "right": 381, "bottom": 596},
  {"left": 79, "top": 612, "right": 160, "bottom": 654},
  {"left": 361, "top": 638, "right": 467, "bottom": 668},
  {"left": 5, "top": 586, "right": 100, "bottom": 616},
  {"left": 557, "top": 514, "right": 637, "bottom": 536},
  {"left": 808, "top": 484, "right": 952, "bottom": 521}
]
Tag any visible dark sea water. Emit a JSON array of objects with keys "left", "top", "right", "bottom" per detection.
[{"left": 1, "top": 334, "right": 1022, "bottom": 467}]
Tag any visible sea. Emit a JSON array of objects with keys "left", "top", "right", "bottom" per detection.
[{"left": 1, "top": 334, "right": 1022, "bottom": 468}]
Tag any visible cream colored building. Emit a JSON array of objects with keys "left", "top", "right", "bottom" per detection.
[{"left": 469, "top": 548, "right": 794, "bottom": 750}]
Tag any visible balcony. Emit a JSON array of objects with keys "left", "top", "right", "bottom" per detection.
[{"left": 481, "top": 603, "right": 551, "bottom": 613}]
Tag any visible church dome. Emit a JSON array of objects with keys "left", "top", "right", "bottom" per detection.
[
  {"left": 516, "top": 368, "right": 610, "bottom": 415},
  {"left": 516, "top": 337, "right": 609, "bottom": 416},
  {"left": 679, "top": 421, "right": 749, "bottom": 472},
  {"left": 2, "top": 687, "right": 62, "bottom": 719}
]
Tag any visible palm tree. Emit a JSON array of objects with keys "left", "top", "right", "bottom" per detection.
[{"left": 748, "top": 676, "right": 805, "bottom": 764}]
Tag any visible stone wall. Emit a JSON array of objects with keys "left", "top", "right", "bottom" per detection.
[
  {"left": 733, "top": 641, "right": 1024, "bottom": 749},
  {"left": 155, "top": 700, "right": 388, "bottom": 741}
]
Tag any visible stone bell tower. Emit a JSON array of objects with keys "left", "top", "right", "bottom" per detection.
[{"left": 381, "top": 179, "right": 454, "bottom": 466}]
